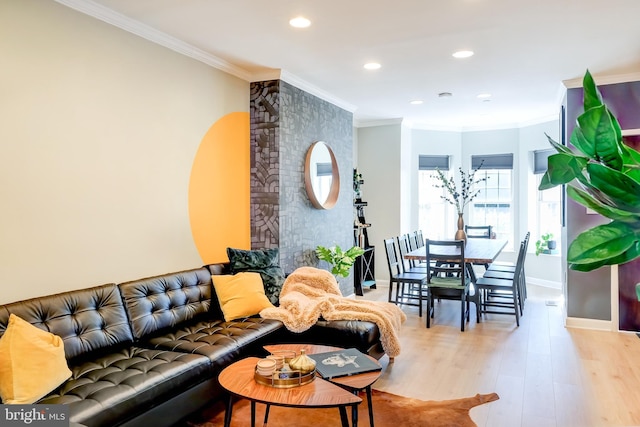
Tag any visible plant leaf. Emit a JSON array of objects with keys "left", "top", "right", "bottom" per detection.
[
  {"left": 572, "top": 242, "right": 640, "bottom": 272},
  {"left": 567, "top": 221, "right": 638, "bottom": 265},
  {"left": 538, "top": 153, "right": 588, "bottom": 189},
  {"left": 570, "top": 126, "right": 595, "bottom": 158},
  {"left": 587, "top": 163, "right": 640, "bottom": 211},
  {"left": 582, "top": 70, "right": 603, "bottom": 111},
  {"left": 569, "top": 259, "right": 609, "bottom": 272},
  {"left": 567, "top": 186, "right": 640, "bottom": 223},
  {"left": 545, "top": 133, "right": 573, "bottom": 155},
  {"left": 577, "top": 105, "right": 623, "bottom": 170}
]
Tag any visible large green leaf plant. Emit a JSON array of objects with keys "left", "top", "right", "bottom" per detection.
[{"left": 539, "top": 70, "right": 640, "bottom": 274}]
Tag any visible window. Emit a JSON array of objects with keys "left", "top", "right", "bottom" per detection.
[
  {"left": 533, "top": 149, "right": 561, "bottom": 252},
  {"left": 418, "top": 155, "right": 455, "bottom": 240},
  {"left": 469, "top": 154, "right": 514, "bottom": 250}
]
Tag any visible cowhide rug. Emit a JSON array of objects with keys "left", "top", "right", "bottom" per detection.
[{"left": 185, "top": 389, "right": 499, "bottom": 427}]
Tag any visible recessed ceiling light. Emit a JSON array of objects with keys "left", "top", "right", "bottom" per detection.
[
  {"left": 477, "top": 93, "right": 491, "bottom": 99},
  {"left": 452, "top": 50, "right": 474, "bottom": 59},
  {"left": 289, "top": 16, "right": 311, "bottom": 28},
  {"left": 438, "top": 92, "right": 453, "bottom": 98},
  {"left": 363, "top": 62, "right": 381, "bottom": 70},
  {"left": 410, "top": 100, "right": 424, "bottom": 105}
]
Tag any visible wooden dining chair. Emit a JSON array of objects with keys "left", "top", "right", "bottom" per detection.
[
  {"left": 425, "top": 239, "right": 475, "bottom": 331},
  {"left": 397, "top": 234, "right": 428, "bottom": 273},
  {"left": 384, "top": 237, "right": 429, "bottom": 317},
  {"left": 465, "top": 225, "right": 493, "bottom": 270},
  {"left": 475, "top": 240, "right": 525, "bottom": 326},
  {"left": 465, "top": 225, "right": 492, "bottom": 239},
  {"left": 486, "top": 231, "right": 530, "bottom": 311}
]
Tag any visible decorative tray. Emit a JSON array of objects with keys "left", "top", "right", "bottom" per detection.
[{"left": 254, "top": 368, "right": 316, "bottom": 388}]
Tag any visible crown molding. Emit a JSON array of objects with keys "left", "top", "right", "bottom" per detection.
[
  {"left": 403, "top": 114, "right": 558, "bottom": 133},
  {"left": 250, "top": 69, "right": 357, "bottom": 113},
  {"left": 354, "top": 118, "right": 405, "bottom": 128},
  {"left": 280, "top": 70, "right": 357, "bottom": 113},
  {"left": 55, "top": 0, "right": 252, "bottom": 81},
  {"left": 563, "top": 71, "right": 640, "bottom": 89}
]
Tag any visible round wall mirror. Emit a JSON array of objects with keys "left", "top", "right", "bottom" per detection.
[{"left": 304, "top": 141, "right": 340, "bottom": 209}]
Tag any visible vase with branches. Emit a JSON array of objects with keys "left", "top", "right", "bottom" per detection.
[{"left": 432, "top": 163, "right": 487, "bottom": 240}]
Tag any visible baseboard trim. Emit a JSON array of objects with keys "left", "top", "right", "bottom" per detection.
[
  {"left": 526, "top": 276, "right": 561, "bottom": 289},
  {"left": 565, "top": 316, "right": 613, "bottom": 331}
]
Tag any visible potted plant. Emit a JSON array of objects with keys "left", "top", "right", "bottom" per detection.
[
  {"left": 535, "top": 233, "right": 556, "bottom": 255},
  {"left": 316, "top": 245, "right": 365, "bottom": 278},
  {"left": 432, "top": 162, "right": 487, "bottom": 240},
  {"left": 539, "top": 70, "right": 640, "bottom": 291}
]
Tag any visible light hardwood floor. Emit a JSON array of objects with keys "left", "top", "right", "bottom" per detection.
[{"left": 357, "top": 282, "right": 640, "bottom": 427}]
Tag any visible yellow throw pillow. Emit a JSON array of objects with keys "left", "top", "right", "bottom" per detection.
[
  {"left": 212, "top": 272, "right": 275, "bottom": 321},
  {"left": 0, "top": 314, "right": 72, "bottom": 404}
]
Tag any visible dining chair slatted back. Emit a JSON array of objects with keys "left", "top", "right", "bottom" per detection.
[
  {"left": 475, "top": 240, "right": 525, "bottom": 326},
  {"left": 425, "top": 239, "right": 475, "bottom": 331},
  {"left": 398, "top": 234, "right": 427, "bottom": 272},
  {"left": 408, "top": 231, "right": 419, "bottom": 251},
  {"left": 384, "top": 237, "right": 428, "bottom": 317},
  {"left": 485, "top": 231, "right": 530, "bottom": 310},
  {"left": 481, "top": 238, "right": 527, "bottom": 315},
  {"left": 465, "top": 225, "right": 493, "bottom": 269},
  {"left": 415, "top": 230, "right": 425, "bottom": 248},
  {"left": 465, "top": 225, "right": 492, "bottom": 239}
]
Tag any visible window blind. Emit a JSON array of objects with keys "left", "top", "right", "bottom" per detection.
[
  {"left": 471, "top": 153, "right": 513, "bottom": 170},
  {"left": 533, "top": 149, "right": 554, "bottom": 174},
  {"left": 418, "top": 155, "right": 450, "bottom": 170}
]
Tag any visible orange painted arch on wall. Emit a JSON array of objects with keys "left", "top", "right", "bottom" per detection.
[{"left": 188, "top": 112, "right": 250, "bottom": 264}]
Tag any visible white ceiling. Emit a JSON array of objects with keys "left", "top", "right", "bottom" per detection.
[{"left": 61, "top": 0, "right": 640, "bottom": 130}]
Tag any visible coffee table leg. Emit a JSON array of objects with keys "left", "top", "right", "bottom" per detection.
[
  {"left": 351, "top": 400, "right": 358, "bottom": 427},
  {"left": 366, "top": 386, "right": 374, "bottom": 427},
  {"left": 250, "top": 401, "right": 256, "bottom": 427},
  {"left": 223, "top": 395, "right": 233, "bottom": 427},
  {"left": 339, "top": 405, "right": 351, "bottom": 427}
]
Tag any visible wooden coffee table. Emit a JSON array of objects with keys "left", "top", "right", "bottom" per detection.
[{"left": 218, "top": 344, "right": 381, "bottom": 427}]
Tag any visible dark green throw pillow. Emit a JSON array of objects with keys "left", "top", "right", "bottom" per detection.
[{"left": 226, "top": 247, "right": 284, "bottom": 305}]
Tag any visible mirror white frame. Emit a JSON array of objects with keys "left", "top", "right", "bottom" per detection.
[{"left": 304, "top": 141, "right": 340, "bottom": 209}]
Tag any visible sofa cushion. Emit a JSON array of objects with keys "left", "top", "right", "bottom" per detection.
[
  {"left": 118, "top": 268, "right": 212, "bottom": 340},
  {"left": 40, "top": 346, "right": 211, "bottom": 427},
  {"left": 227, "top": 247, "right": 285, "bottom": 305},
  {"left": 212, "top": 273, "right": 274, "bottom": 321},
  {"left": 143, "top": 317, "right": 283, "bottom": 370},
  {"left": 0, "top": 314, "right": 72, "bottom": 404},
  {"left": 0, "top": 284, "right": 133, "bottom": 360}
]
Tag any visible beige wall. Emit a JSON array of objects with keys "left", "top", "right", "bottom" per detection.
[{"left": 0, "top": 0, "right": 249, "bottom": 303}]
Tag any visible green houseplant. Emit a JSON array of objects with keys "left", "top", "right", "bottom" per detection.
[
  {"left": 316, "top": 245, "right": 365, "bottom": 278},
  {"left": 535, "top": 233, "right": 555, "bottom": 256},
  {"left": 539, "top": 70, "right": 640, "bottom": 275}
]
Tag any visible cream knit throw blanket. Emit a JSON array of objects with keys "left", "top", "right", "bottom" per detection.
[{"left": 260, "top": 266, "right": 406, "bottom": 358}]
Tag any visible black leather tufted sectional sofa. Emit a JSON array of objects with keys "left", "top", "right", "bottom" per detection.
[{"left": 0, "top": 263, "right": 382, "bottom": 427}]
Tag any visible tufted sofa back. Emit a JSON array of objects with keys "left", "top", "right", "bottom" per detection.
[
  {"left": 0, "top": 284, "right": 134, "bottom": 360},
  {"left": 118, "top": 267, "right": 213, "bottom": 340}
]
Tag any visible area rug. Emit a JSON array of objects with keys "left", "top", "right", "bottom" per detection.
[{"left": 185, "top": 389, "right": 499, "bottom": 427}]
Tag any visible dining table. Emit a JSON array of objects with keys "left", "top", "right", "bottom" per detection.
[{"left": 404, "top": 238, "right": 508, "bottom": 282}]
